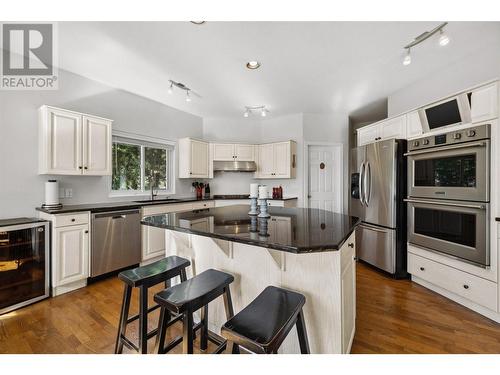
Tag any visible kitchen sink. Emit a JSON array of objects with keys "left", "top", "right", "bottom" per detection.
[{"left": 134, "top": 198, "right": 181, "bottom": 203}]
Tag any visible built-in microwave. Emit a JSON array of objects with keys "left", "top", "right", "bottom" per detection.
[{"left": 418, "top": 93, "right": 472, "bottom": 132}]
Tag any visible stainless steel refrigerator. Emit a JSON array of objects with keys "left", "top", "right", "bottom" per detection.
[{"left": 350, "top": 139, "right": 408, "bottom": 278}]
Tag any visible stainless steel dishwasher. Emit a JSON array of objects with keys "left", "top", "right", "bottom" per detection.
[{"left": 91, "top": 209, "right": 141, "bottom": 277}]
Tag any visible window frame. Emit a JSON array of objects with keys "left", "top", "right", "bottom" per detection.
[{"left": 109, "top": 131, "right": 176, "bottom": 197}]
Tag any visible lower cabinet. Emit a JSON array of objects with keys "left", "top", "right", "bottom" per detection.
[
  {"left": 341, "top": 233, "right": 356, "bottom": 354},
  {"left": 39, "top": 211, "right": 91, "bottom": 296}
]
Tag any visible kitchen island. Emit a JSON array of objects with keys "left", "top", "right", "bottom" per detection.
[{"left": 142, "top": 205, "right": 359, "bottom": 354}]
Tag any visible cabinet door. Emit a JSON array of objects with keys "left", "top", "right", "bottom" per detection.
[
  {"left": 274, "top": 142, "right": 291, "bottom": 177},
  {"left": 234, "top": 144, "right": 255, "bottom": 161},
  {"left": 379, "top": 115, "right": 406, "bottom": 140},
  {"left": 407, "top": 111, "right": 423, "bottom": 138},
  {"left": 54, "top": 225, "right": 89, "bottom": 286},
  {"left": 341, "top": 236, "right": 356, "bottom": 353},
  {"left": 44, "top": 107, "right": 82, "bottom": 175},
  {"left": 142, "top": 225, "right": 166, "bottom": 261},
  {"left": 212, "top": 143, "right": 235, "bottom": 161},
  {"left": 190, "top": 140, "right": 209, "bottom": 178},
  {"left": 357, "top": 124, "right": 379, "bottom": 146},
  {"left": 82, "top": 116, "right": 112, "bottom": 175},
  {"left": 271, "top": 217, "right": 291, "bottom": 245},
  {"left": 471, "top": 84, "right": 498, "bottom": 123},
  {"left": 258, "top": 144, "right": 275, "bottom": 178}
]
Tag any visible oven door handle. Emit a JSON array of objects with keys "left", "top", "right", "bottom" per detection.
[
  {"left": 404, "top": 141, "right": 487, "bottom": 156},
  {"left": 404, "top": 198, "right": 486, "bottom": 210}
]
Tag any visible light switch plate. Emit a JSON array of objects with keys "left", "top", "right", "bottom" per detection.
[{"left": 65, "top": 188, "right": 73, "bottom": 198}]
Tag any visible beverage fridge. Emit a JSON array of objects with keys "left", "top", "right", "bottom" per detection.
[{"left": 0, "top": 218, "right": 50, "bottom": 315}]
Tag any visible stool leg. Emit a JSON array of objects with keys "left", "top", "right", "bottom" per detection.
[
  {"left": 138, "top": 286, "right": 149, "bottom": 354},
  {"left": 222, "top": 286, "right": 235, "bottom": 319},
  {"left": 155, "top": 306, "right": 171, "bottom": 354},
  {"left": 296, "top": 310, "right": 310, "bottom": 354},
  {"left": 226, "top": 341, "right": 240, "bottom": 354},
  {"left": 200, "top": 304, "right": 208, "bottom": 351},
  {"left": 115, "top": 284, "right": 132, "bottom": 354},
  {"left": 182, "top": 312, "right": 194, "bottom": 354}
]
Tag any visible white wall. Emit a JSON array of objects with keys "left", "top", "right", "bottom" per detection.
[
  {"left": 388, "top": 48, "right": 500, "bottom": 116},
  {"left": 0, "top": 69, "right": 203, "bottom": 219},
  {"left": 203, "top": 112, "right": 350, "bottom": 211}
]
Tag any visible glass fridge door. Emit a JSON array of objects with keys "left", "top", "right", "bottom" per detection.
[{"left": 0, "top": 223, "right": 49, "bottom": 313}]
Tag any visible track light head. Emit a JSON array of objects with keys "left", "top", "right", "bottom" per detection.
[
  {"left": 403, "top": 49, "right": 411, "bottom": 66},
  {"left": 167, "top": 82, "right": 173, "bottom": 95},
  {"left": 438, "top": 29, "right": 450, "bottom": 46},
  {"left": 261, "top": 108, "right": 267, "bottom": 117},
  {"left": 186, "top": 91, "right": 192, "bottom": 102}
]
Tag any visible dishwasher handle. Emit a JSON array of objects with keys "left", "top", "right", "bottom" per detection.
[{"left": 92, "top": 209, "right": 140, "bottom": 219}]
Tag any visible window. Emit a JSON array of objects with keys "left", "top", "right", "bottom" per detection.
[{"left": 111, "top": 135, "right": 174, "bottom": 195}]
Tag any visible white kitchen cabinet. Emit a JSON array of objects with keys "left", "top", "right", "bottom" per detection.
[
  {"left": 38, "top": 106, "right": 112, "bottom": 176},
  {"left": 341, "top": 235, "right": 356, "bottom": 353},
  {"left": 234, "top": 144, "right": 255, "bottom": 161},
  {"left": 471, "top": 83, "right": 498, "bottom": 123},
  {"left": 212, "top": 143, "right": 255, "bottom": 161},
  {"left": 212, "top": 143, "right": 235, "bottom": 161},
  {"left": 379, "top": 115, "right": 407, "bottom": 140},
  {"left": 54, "top": 224, "right": 89, "bottom": 288},
  {"left": 178, "top": 138, "right": 210, "bottom": 178},
  {"left": 38, "top": 211, "right": 91, "bottom": 296},
  {"left": 357, "top": 123, "right": 380, "bottom": 146},
  {"left": 257, "top": 141, "right": 297, "bottom": 179},
  {"left": 269, "top": 216, "right": 292, "bottom": 245},
  {"left": 357, "top": 115, "right": 407, "bottom": 146},
  {"left": 406, "top": 111, "right": 423, "bottom": 138}
]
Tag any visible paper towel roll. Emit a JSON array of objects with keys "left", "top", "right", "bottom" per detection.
[{"left": 45, "top": 180, "right": 59, "bottom": 206}]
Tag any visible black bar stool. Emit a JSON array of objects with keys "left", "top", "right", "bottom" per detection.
[
  {"left": 115, "top": 256, "right": 191, "bottom": 354},
  {"left": 154, "top": 269, "right": 234, "bottom": 354},
  {"left": 221, "top": 286, "right": 310, "bottom": 354}
]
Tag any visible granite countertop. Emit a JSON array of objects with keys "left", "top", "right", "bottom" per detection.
[
  {"left": 35, "top": 195, "right": 299, "bottom": 214},
  {"left": 141, "top": 205, "right": 359, "bottom": 254}
]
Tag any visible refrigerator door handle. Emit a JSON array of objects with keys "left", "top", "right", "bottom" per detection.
[
  {"left": 364, "top": 162, "right": 371, "bottom": 206},
  {"left": 359, "top": 162, "right": 365, "bottom": 205}
]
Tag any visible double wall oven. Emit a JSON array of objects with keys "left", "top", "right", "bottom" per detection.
[{"left": 405, "top": 124, "right": 491, "bottom": 267}]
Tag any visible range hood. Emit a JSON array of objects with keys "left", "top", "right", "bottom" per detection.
[{"left": 213, "top": 160, "right": 257, "bottom": 172}]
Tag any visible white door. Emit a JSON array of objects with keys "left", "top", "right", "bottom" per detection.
[
  {"left": 190, "top": 140, "right": 209, "bottom": 177},
  {"left": 54, "top": 224, "right": 89, "bottom": 286},
  {"left": 274, "top": 142, "right": 290, "bottom": 177},
  {"left": 379, "top": 115, "right": 406, "bottom": 140},
  {"left": 46, "top": 108, "right": 82, "bottom": 174},
  {"left": 82, "top": 115, "right": 112, "bottom": 175},
  {"left": 308, "top": 145, "right": 341, "bottom": 212},
  {"left": 212, "top": 143, "right": 235, "bottom": 161},
  {"left": 234, "top": 144, "right": 255, "bottom": 161},
  {"left": 258, "top": 144, "right": 275, "bottom": 178}
]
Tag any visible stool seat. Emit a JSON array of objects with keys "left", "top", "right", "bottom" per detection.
[
  {"left": 221, "top": 286, "right": 308, "bottom": 354},
  {"left": 118, "top": 256, "right": 190, "bottom": 288},
  {"left": 154, "top": 269, "right": 234, "bottom": 314}
]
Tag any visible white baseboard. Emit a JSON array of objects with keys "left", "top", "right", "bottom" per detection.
[{"left": 52, "top": 279, "right": 87, "bottom": 297}]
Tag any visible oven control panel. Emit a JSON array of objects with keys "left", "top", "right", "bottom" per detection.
[{"left": 408, "top": 124, "right": 490, "bottom": 152}]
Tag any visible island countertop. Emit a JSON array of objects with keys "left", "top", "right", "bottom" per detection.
[{"left": 141, "top": 205, "right": 359, "bottom": 253}]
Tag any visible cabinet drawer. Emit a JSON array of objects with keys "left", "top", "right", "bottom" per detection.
[
  {"left": 54, "top": 212, "right": 89, "bottom": 227},
  {"left": 408, "top": 253, "right": 498, "bottom": 311},
  {"left": 191, "top": 201, "right": 215, "bottom": 210}
]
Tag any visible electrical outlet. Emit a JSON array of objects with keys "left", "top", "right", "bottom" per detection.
[{"left": 65, "top": 188, "right": 73, "bottom": 198}]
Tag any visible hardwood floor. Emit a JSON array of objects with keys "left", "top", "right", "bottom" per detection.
[{"left": 1, "top": 262, "right": 499, "bottom": 354}]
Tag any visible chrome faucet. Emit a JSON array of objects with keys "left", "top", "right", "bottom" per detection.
[{"left": 150, "top": 172, "right": 158, "bottom": 201}]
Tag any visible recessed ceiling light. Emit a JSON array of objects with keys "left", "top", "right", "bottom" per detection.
[
  {"left": 190, "top": 21, "right": 205, "bottom": 25},
  {"left": 246, "top": 61, "right": 261, "bottom": 70}
]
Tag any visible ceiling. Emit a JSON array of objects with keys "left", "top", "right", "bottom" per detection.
[{"left": 57, "top": 21, "right": 500, "bottom": 119}]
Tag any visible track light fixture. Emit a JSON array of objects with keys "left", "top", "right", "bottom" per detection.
[
  {"left": 243, "top": 105, "right": 269, "bottom": 118},
  {"left": 402, "top": 22, "right": 450, "bottom": 66},
  {"left": 167, "top": 80, "right": 201, "bottom": 102}
]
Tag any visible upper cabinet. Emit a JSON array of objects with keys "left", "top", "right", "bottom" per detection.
[
  {"left": 406, "top": 111, "right": 423, "bottom": 139},
  {"left": 471, "top": 83, "right": 498, "bottom": 123},
  {"left": 212, "top": 143, "right": 255, "bottom": 161},
  {"left": 256, "top": 141, "right": 297, "bottom": 179},
  {"left": 38, "top": 106, "right": 112, "bottom": 175},
  {"left": 178, "top": 138, "right": 210, "bottom": 178},
  {"left": 357, "top": 115, "right": 407, "bottom": 146}
]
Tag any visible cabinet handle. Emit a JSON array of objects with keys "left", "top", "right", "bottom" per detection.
[
  {"left": 419, "top": 267, "right": 425, "bottom": 271},
  {"left": 190, "top": 172, "right": 192, "bottom": 175},
  {"left": 348, "top": 243, "right": 354, "bottom": 248},
  {"left": 78, "top": 166, "right": 83, "bottom": 169},
  {"left": 463, "top": 284, "right": 469, "bottom": 290},
  {"left": 71, "top": 218, "right": 76, "bottom": 222},
  {"left": 84, "top": 166, "right": 88, "bottom": 170},
  {"left": 84, "top": 230, "right": 89, "bottom": 234}
]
